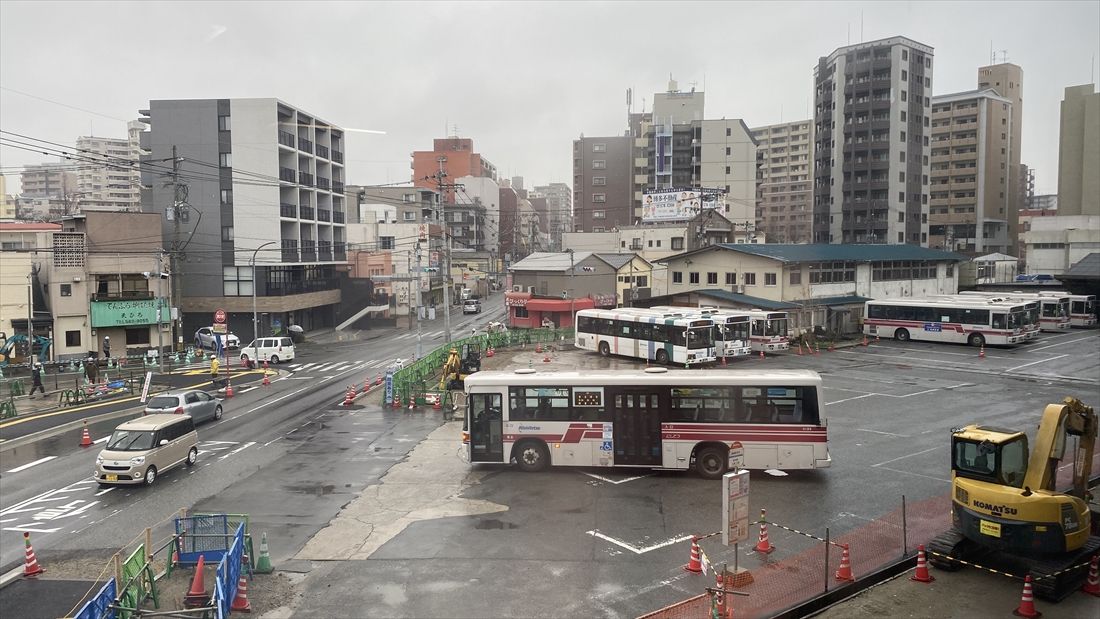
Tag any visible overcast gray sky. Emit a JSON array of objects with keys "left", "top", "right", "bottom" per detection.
[{"left": 2, "top": 1, "right": 1098, "bottom": 195}]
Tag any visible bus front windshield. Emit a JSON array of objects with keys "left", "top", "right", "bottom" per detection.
[
  {"left": 765, "top": 319, "right": 788, "bottom": 337},
  {"left": 686, "top": 327, "right": 714, "bottom": 349},
  {"left": 1008, "top": 311, "right": 1027, "bottom": 329},
  {"left": 723, "top": 321, "right": 750, "bottom": 342}
]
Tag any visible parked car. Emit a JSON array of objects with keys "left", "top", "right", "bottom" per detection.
[
  {"left": 143, "top": 390, "right": 223, "bottom": 424},
  {"left": 240, "top": 336, "right": 295, "bottom": 364},
  {"left": 195, "top": 327, "right": 240, "bottom": 350},
  {"left": 94, "top": 414, "right": 198, "bottom": 487},
  {"left": 463, "top": 299, "right": 482, "bottom": 314}
]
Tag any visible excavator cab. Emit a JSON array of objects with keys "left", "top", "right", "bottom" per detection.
[
  {"left": 951, "top": 428, "right": 1030, "bottom": 489},
  {"left": 460, "top": 342, "right": 481, "bottom": 374}
]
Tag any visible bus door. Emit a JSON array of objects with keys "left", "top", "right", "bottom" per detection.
[
  {"left": 608, "top": 388, "right": 662, "bottom": 466},
  {"left": 467, "top": 393, "right": 503, "bottom": 463}
]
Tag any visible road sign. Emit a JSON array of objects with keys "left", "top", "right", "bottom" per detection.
[
  {"left": 212, "top": 324, "right": 228, "bottom": 334},
  {"left": 722, "top": 469, "right": 751, "bottom": 546},
  {"left": 140, "top": 371, "right": 153, "bottom": 403},
  {"left": 214, "top": 309, "right": 226, "bottom": 324}
]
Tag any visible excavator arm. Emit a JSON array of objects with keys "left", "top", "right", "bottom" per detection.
[{"left": 1023, "top": 397, "right": 1097, "bottom": 498}]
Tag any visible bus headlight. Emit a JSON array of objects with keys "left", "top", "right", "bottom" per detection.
[{"left": 461, "top": 432, "right": 470, "bottom": 444}]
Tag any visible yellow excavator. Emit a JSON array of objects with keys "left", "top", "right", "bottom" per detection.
[
  {"left": 439, "top": 342, "right": 481, "bottom": 391},
  {"left": 929, "top": 397, "right": 1100, "bottom": 601}
]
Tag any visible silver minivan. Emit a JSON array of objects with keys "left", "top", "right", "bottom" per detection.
[
  {"left": 143, "top": 390, "right": 223, "bottom": 424},
  {"left": 240, "top": 336, "right": 296, "bottom": 364},
  {"left": 94, "top": 414, "right": 198, "bottom": 487}
]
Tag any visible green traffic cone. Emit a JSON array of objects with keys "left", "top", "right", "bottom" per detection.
[{"left": 255, "top": 531, "right": 273, "bottom": 573}]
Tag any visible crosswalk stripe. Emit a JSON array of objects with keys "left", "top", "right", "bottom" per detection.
[{"left": 294, "top": 363, "right": 317, "bottom": 372}]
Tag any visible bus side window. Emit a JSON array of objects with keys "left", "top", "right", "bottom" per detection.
[{"left": 992, "top": 313, "right": 1005, "bottom": 329}]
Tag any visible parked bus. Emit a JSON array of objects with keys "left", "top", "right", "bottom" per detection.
[
  {"left": 927, "top": 295, "right": 1041, "bottom": 340},
  {"left": 462, "top": 367, "right": 831, "bottom": 478},
  {"left": 863, "top": 297, "right": 1033, "bottom": 346},
  {"left": 745, "top": 310, "right": 791, "bottom": 352},
  {"left": 1037, "top": 292, "right": 1096, "bottom": 328},
  {"left": 957, "top": 291, "right": 1070, "bottom": 332},
  {"left": 575, "top": 308, "right": 716, "bottom": 366},
  {"left": 646, "top": 306, "right": 753, "bottom": 359}
]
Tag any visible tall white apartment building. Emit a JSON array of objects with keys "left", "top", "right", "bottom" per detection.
[
  {"left": 73, "top": 120, "right": 145, "bottom": 211},
  {"left": 752, "top": 120, "right": 814, "bottom": 243}
]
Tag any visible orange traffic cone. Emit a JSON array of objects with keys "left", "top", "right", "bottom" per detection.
[
  {"left": 721, "top": 355, "right": 727, "bottom": 366},
  {"left": 22, "top": 532, "right": 45, "bottom": 577},
  {"left": 433, "top": 395, "right": 442, "bottom": 411},
  {"left": 79, "top": 421, "right": 93, "bottom": 448},
  {"left": 683, "top": 536, "right": 703, "bottom": 573},
  {"left": 392, "top": 394, "right": 401, "bottom": 410},
  {"left": 715, "top": 569, "right": 727, "bottom": 619},
  {"left": 225, "top": 379, "right": 234, "bottom": 398},
  {"left": 861, "top": 334, "right": 868, "bottom": 347},
  {"left": 910, "top": 544, "right": 934, "bottom": 583},
  {"left": 183, "top": 554, "right": 209, "bottom": 608},
  {"left": 754, "top": 509, "right": 774, "bottom": 554},
  {"left": 1013, "top": 575, "right": 1041, "bottom": 618},
  {"left": 409, "top": 395, "right": 416, "bottom": 410},
  {"left": 343, "top": 386, "right": 355, "bottom": 407},
  {"left": 979, "top": 344, "right": 986, "bottom": 359},
  {"left": 262, "top": 371, "right": 270, "bottom": 387},
  {"left": 759, "top": 350, "right": 765, "bottom": 360},
  {"left": 1082, "top": 554, "right": 1100, "bottom": 596},
  {"left": 375, "top": 374, "right": 382, "bottom": 386},
  {"left": 536, "top": 343, "right": 543, "bottom": 353},
  {"left": 362, "top": 379, "right": 371, "bottom": 394},
  {"left": 875, "top": 334, "right": 880, "bottom": 343},
  {"left": 797, "top": 342, "right": 803, "bottom": 356},
  {"left": 828, "top": 342, "right": 835, "bottom": 352},
  {"left": 230, "top": 555, "right": 252, "bottom": 612},
  {"left": 543, "top": 351, "right": 551, "bottom": 363},
  {"left": 835, "top": 543, "right": 854, "bottom": 581},
  {"left": 486, "top": 346, "right": 494, "bottom": 358},
  {"left": 814, "top": 343, "right": 820, "bottom": 355}
]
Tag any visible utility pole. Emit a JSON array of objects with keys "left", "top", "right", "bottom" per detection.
[
  {"left": 415, "top": 242, "right": 423, "bottom": 359},
  {"left": 432, "top": 158, "right": 463, "bottom": 345},
  {"left": 167, "top": 146, "right": 185, "bottom": 352},
  {"left": 27, "top": 272, "right": 33, "bottom": 364},
  {"left": 568, "top": 249, "right": 575, "bottom": 327}
]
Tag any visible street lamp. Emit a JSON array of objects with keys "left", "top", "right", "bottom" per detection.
[{"left": 251, "top": 241, "right": 277, "bottom": 366}]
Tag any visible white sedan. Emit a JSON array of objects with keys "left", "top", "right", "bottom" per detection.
[{"left": 194, "top": 327, "right": 240, "bottom": 350}]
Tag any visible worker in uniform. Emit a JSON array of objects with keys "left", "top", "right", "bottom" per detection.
[
  {"left": 102, "top": 335, "right": 111, "bottom": 360},
  {"left": 30, "top": 362, "right": 46, "bottom": 397},
  {"left": 209, "top": 355, "right": 221, "bottom": 387}
]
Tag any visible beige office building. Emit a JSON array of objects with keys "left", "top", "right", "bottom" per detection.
[
  {"left": 977, "top": 63, "right": 1023, "bottom": 252},
  {"left": 752, "top": 120, "right": 814, "bottom": 243},
  {"left": 1056, "top": 84, "right": 1100, "bottom": 216},
  {"left": 928, "top": 89, "right": 1014, "bottom": 254}
]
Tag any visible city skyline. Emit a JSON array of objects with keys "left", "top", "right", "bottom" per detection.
[{"left": 1, "top": 1, "right": 1098, "bottom": 196}]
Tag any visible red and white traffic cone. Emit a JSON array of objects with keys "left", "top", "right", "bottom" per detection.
[
  {"left": 835, "top": 543, "right": 854, "bottom": 581},
  {"left": 861, "top": 334, "right": 868, "bottom": 347},
  {"left": 392, "top": 394, "right": 401, "bottom": 410},
  {"left": 230, "top": 555, "right": 252, "bottom": 613},
  {"left": 225, "top": 379, "right": 234, "bottom": 398},
  {"left": 362, "top": 379, "right": 371, "bottom": 394},
  {"left": 754, "top": 509, "right": 774, "bottom": 554},
  {"left": 22, "top": 532, "right": 45, "bottom": 577},
  {"left": 486, "top": 346, "right": 494, "bottom": 358},
  {"left": 536, "top": 343, "right": 543, "bottom": 354},
  {"left": 1082, "top": 554, "right": 1100, "bottom": 596},
  {"left": 814, "top": 343, "right": 820, "bottom": 355},
  {"left": 343, "top": 386, "right": 355, "bottom": 407},
  {"left": 375, "top": 374, "right": 382, "bottom": 386},
  {"left": 683, "top": 536, "right": 703, "bottom": 573},
  {"left": 543, "top": 351, "right": 551, "bottom": 363},
  {"left": 433, "top": 395, "right": 442, "bottom": 411},
  {"left": 759, "top": 350, "right": 765, "bottom": 360},
  {"left": 910, "top": 544, "right": 934, "bottom": 583},
  {"left": 715, "top": 569, "right": 729, "bottom": 619},
  {"left": 262, "top": 371, "right": 270, "bottom": 387},
  {"left": 797, "top": 342, "right": 804, "bottom": 356},
  {"left": 828, "top": 342, "right": 835, "bottom": 352},
  {"left": 979, "top": 344, "right": 986, "bottom": 359},
  {"left": 1013, "top": 575, "right": 1041, "bottom": 618},
  {"left": 79, "top": 420, "right": 93, "bottom": 448},
  {"left": 721, "top": 355, "right": 727, "bottom": 367}
]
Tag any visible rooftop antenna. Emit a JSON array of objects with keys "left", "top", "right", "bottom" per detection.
[{"left": 860, "top": 10, "right": 864, "bottom": 43}]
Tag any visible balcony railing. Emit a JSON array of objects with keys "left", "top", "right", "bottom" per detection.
[
  {"left": 298, "top": 171, "right": 314, "bottom": 187},
  {"left": 333, "top": 181, "right": 344, "bottom": 195},
  {"left": 280, "top": 167, "right": 296, "bottom": 183},
  {"left": 278, "top": 131, "right": 295, "bottom": 148},
  {"left": 91, "top": 291, "right": 154, "bottom": 302},
  {"left": 317, "top": 209, "right": 331, "bottom": 222},
  {"left": 265, "top": 277, "right": 339, "bottom": 296},
  {"left": 298, "top": 137, "right": 313, "bottom": 153},
  {"left": 280, "top": 203, "right": 297, "bottom": 218},
  {"left": 332, "top": 211, "right": 345, "bottom": 224},
  {"left": 300, "top": 206, "right": 315, "bottom": 220},
  {"left": 317, "top": 177, "right": 330, "bottom": 190},
  {"left": 316, "top": 145, "right": 329, "bottom": 159},
  {"left": 281, "top": 248, "right": 299, "bottom": 262},
  {"left": 300, "top": 249, "right": 317, "bottom": 262},
  {"left": 333, "top": 151, "right": 343, "bottom": 164}
]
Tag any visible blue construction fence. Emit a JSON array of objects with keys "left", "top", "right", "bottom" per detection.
[{"left": 74, "top": 580, "right": 117, "bottom": 619}]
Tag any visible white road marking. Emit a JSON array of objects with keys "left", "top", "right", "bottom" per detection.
[
  {"left": 238, "top": 386, "right": 259, "bottom": 393},
  {"left": 6, "top": 456, "right": 57, "bottom": 473},
  {"left": 581, "top": 472, "right": 655, "bottom": 485},
  {"left": 872, "top": 446, "right": 941, "bottom": 467},
  {"left": 93, "top": 436, "right": 109, "bottom": 445},
  {"left": 586, "top": 530, "right": 693, "bottom": 554},
  {"left": 857, "top": 428, "right": 911, "bottom": 438},
  {"left": 876, "top": 465, "right": 951, "bottom": 483},
  {"left": 263, "top": 436, "right": 283, "bottom": 447},
  {"left": 825, "top": 393, "right": 875, "bottom": 406},
  {"left": 1007, "top": 354, "right": 1069, "bottom": 372},
  {"left": 218, "top": 441, "right": 256, "bottom": 460},
  {"left": 94, "top": 487, "right": 115, "bottom": 496}
]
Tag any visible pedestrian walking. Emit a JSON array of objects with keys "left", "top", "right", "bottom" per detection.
[
  {"left": 30, "top": 362, "right": 46, "bottom": 397},
  {"left": 84, "top": 357, "right": 99, "bottom": 384},
  {"left": 102, "top": 335, "right": 111, "bottom": 360},
  {"left": 209, "top": 355, "right": 221, "bottom": 387}
]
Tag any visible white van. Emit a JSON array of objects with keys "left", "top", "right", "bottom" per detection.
[{"left": 240, "top": 336, "right": 296, "bottom": 364}]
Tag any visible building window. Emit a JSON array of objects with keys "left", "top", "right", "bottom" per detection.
[
  {"left": 725, "top": 147, "right": 731, "bottom": 156},
  {"left": 901, "top": 70, "right": 908, "bottom": 81},
  {"left": 902, "top": 50, "right": 908, "bottom": 61},
  {"left": 789, "top": 271, "right": 801, "bottom": 285},
  {"left": 689, "top": 272, "right": 700, "bottom": 284},
  {"left": 899, "top": 172, "right": 906, "bottom": 182},
  {"left": 218, "top": 115, "right": 231, "bottom": 131},
  {"left": 899, "top": 151, "right": 906, "bottom": 163},
  {"left": 808, "top": 261, "right": 856, "bottom": 283},
  {"left": 514, "top": 306, "right": 529, "bottom": 318},
  {"left": 947, "top": 264, "right": 954, "bottom": 276},
  {"left": 380, "top": 236, "right": 395, "bottom": 249},
  {"left": 65, "top": 330, "right": 81, "bottom": 347},
  {"left": 872, "top": 260, "right": 937, "bottom": 281},
  {"left": 220, "top": 189, "right": 233, "bottom": 206},
  {"left": 403, "top": 211, "right": 416, "bottom": 221},
  {"left": 743, "top": 273, "right": 756, "bottom": 286},
  {"left": 672, "top": 271, "right": 683, "bottom": 284},
  {"left": 763, "top": 272, "right": 776, "bottom": 286},
  {"left": 901, "top": 90, "right": 907, "bottom": 102},
  {"left": 707, "top": 272, "right": 718, "bottom": 285},
  {"left": 125, "top": 327, "right": 151, "bottom": 346},
  {"left": 592, "top": 176, "right": 607, "bottom": 186},
  {"left": 592, "top": 143, "right": 606, "bottom": 153},
  {"left": 222, "top": 266, "right": 253, "bottom": 296},
  {"left": 671, "top": 237, "right": 684, "bottom": 250},
  {"left": 592, "top": 193, "right": 606, "bottom": 203},
  {"left": 592, "top": 210, "right": 605, "bottom": 219},
  {"left": 592, "top": 160, "right": 606, "bottom": 170},
  {"left": 221, "top": 226, "right": 234, "bottom": 242},
  {"left": 725, "top": 166, "right": 731, "bottom": 174},
  {"left": 725, "top": 272, "right": 736, "bottom": 285},
  {"left": 900, "top": 111, "right": 907, "bottom": 122},
  {"left": 60, "top": 283, "right": 72, "bottom": 297},
  {"left": 219, "top": 152, "right": 232, "bottom": 167},
  {"left": 900, "top": 131, "right": 906, "bottom": 142},
  {"left": 726, "top": 127, "right": 732, "bottom": 137}
]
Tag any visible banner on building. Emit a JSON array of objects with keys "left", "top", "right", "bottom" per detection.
[
  {"left": 641, "top": 187, "right": 726, "bottom": 222},
  {"left": 90, "top": 298, "right": 170, "bottom": 328}
]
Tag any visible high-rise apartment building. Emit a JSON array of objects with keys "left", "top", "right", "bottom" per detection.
[
  {"left": 1056, "top": 84, "right": 1100, "bottom": 216},
  {"left": 140, "top": 98, "right": 347, "bottom": 335},
  {"left": 573, "top": 135, "right": 632, "bottom": 232},
  {"left": 20, "top": 163, "right": 76, "bottom": 199},
  {"left": 813, "top": 37, "right": 933, "bottom": 245},
  {"left": 532, "top": 182, "right": 571, "bottom": 251},
  {"left": 752, "top": 120, "right": 814, "bottom": 243},
  {"left": 928, "top": 89, "right": 1014, "bottom": 254},
  {"left": 410, "top": 137, "right": 497, "bottom": 202},
  {"left": 72, "top": 121, "right": 145, "bottom": 212},
  {"left": 977, "top": 63, "right": 1023, "bottom": 253}
]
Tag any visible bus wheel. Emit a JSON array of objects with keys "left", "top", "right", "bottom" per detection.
[
  {"left": 656, "top": 349, "right": 669, "bottom": 365},
  {"left": 968, "top": 333, "right": 985, "bottom": 347},
  {"left": 514, "top": 441, "right": 549, "bottom": 472},
  {"left": 695, "top": 446, "right": 728, "bottom": 480},
  {"left": 598, "top": 342, "right": 610, "bottom": 357},
  {"left": 894, "top": 329, "right": 910, "bottom": 342}
]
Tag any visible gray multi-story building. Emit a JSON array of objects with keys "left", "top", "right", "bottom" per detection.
[
  {"left": 72, "top": 122, "right": 145, "bottom": 212},
  {"left": 532, "top": 182, "right": 571, "bottom": 251},
  {"left": 20, "top": 163, "right": 76, "bottom": 199},
  {"left": 1056, "top": 83, "right": 1100, "bottom": 217},
  {"left": 813, "top": 36, "right": 933, "bottom": 245},
  {"left": 139, "top": 98, "right": 347, "bottom": 336},
  {"left": 752, "top": 120, "right": 814, "bottom": 243},
  {"left": 573, "top": 135, "right": 632, "bottom": 232}
]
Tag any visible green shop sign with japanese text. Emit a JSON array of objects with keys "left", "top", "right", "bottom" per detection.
[{"left": 90, "top": 298, "right": 169, "bottom": 328}]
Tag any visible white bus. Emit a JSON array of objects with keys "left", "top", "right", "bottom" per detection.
[
  {"left": 864, "top": 297, "right": 1033, "bottom": 346},
  {"left": 575, "top": 308, "right": 716, "bottom": 366},
  {"left": 746, "top": 310, "right": 791, "bottom": 352},
  {"left": 646, "top": 306, "right": 753, "bottom": 359},
  {"left": 1037, "top": 292, "right": 1096, "bottom": 328},
  {"left": 927, "top": 295, "right": 1041, "bottom": 340},
  {"left": 463, "top": 367, "right": 831, "bottom": 478},
  {"left": 957, "top": 291, "right": 1070, "bottom": 332}
]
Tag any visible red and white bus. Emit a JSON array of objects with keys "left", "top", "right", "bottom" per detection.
[
  {"left": 462, "top": 368, "right": 830, "bottom": 478},
  {"left": 1037, "top": 292, "right": 1096, "bottom": 328},
  {"left": 575, "top": 308, "right": 717, "bottom": 366},
  {"left": 957, "top": 291, "right": 1070, "bottom": 332},
  {"left": 864, "top": 297, "right": 1033, "bottom": 346},
  {"left": 746, "top": 310, "right": 790, "bottom": 352},
  {"left": 646, "top": 306, "right": 754, "bottom": 359}
]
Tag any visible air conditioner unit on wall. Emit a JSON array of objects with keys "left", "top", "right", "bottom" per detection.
[
  {"left": 512, "top": 285, "right": 522, "bottom": 292},
  {"left": 736, "top": 285, "right": 745, "bottom": 294},
  {"left": 527, "top": 286, "right": 536, "bottom": 294}
]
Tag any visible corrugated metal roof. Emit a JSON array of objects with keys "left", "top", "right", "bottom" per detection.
[
  {"left": 1064, "top": 252, "right": 1100, "bottom": 279},
  {"left": 793, "top": 294, "right": 871, "bottom": 306},
  {"left": 510, "top": 252, "right": 594, "bottom": 271},
  {"left": 689, "top": 289, "right": 800, "bottom": 310},
  {"left": 972, "top": 252, "right": 1017, "bottom": 262},
  {"left": 659, "top": 243, "right": 968, "bottom": 264},
  {"left": 596, "top": 253, "right": 641, "bottom": 270}
]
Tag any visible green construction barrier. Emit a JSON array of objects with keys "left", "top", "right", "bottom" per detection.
[
  {"left": 118, "top": 543, "right": 158, "bottom": 618},
  {"left": 0, "top": 398, "right": 15, "bottom": 419},
  {"left": 9, "top": 380, "right": 25, "bottom": 397}
]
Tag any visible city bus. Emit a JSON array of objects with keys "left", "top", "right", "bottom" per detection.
[
  {"left": 927, "top": 295, "right": 1041, "bottom": 340},
  {"left": 957, "top": 291, "right": 1070, "bottom": 332},
  {"left": 1037, "top": 292, "right": 1096, "bottom": 328},
  {"left": 462, "top": 367, "right": 831, "bottom": 478},
  {"left": 575, "top": 308, "right": 716, "bottom": 366},
  {"left": 646, "top": 306, "right": 753, "bottom": 359},
  {"left": 745, "top": 310, "right": 791, "bottom": 352},
  {"left": 863, "top": 297, "right": 1033, "bottom": 346}
]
